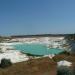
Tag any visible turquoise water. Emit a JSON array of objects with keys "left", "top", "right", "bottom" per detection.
[{"left": 14, "top": 44, "right": 64, "bottom": 56}]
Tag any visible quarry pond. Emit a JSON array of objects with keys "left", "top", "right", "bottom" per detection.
[{"left": 14, "top": 43, "right": 64, "bottom": 56}]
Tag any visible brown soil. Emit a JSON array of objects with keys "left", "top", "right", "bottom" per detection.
[
  {"left": 0, "top": 54, "right": 75, "bottom": 75},
  {"left": 0, "top": 57, "right": 57, "bottom": 75}
]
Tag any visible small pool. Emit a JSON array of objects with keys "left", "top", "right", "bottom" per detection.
[{"left": 14, "top": 44, "right": 64, "bottom": 56}]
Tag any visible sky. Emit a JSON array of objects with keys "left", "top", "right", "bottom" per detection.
[{"left": 0, "top": 0, "right": 75, "bottom": 36}]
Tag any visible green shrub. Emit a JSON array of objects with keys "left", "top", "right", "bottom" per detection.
[
  {"left": 0, "top": 58, "right": 12, "bottom": 68},
  {"left": 73, "top": 66, "right": 75, "bottom": 75},
  {"left": 57, "top": 66, "right": 73, "bottom": 75}
]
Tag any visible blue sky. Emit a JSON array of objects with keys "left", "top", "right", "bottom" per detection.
[{"left": 0, "top": 0, "right": 75, "bottom": 35}]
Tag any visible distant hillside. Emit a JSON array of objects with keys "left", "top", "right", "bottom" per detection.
[
  {"left": 11, "top": 34, "right": 67, "bottom": 38},
  {"left": 0, "top": 34, "right": 75, "bottom": 40},
  {"left": 65, "top": 34, "right": 75, "bottom": 40}
]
